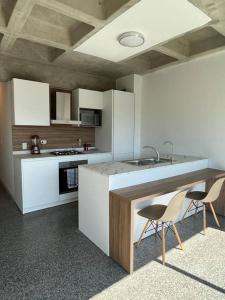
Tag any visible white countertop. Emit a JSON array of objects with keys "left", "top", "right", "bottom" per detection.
[
  {"left": 13, "top": 149, "right": 111, "bottom": 161},
  {"left": 80, "top": 155, "right": 208, "bottom": 176}
]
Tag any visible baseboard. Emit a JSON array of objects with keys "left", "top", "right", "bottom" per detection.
[{"left": 22, "top": 198, "right": 77, "bottom": 214}]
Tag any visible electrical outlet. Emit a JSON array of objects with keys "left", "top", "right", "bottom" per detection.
[
  {"left": 40, "top": 139, "right": 47, "bottom": 145},
  {"left": 22, "top": 142, "right": 28, "bottom": 150}
]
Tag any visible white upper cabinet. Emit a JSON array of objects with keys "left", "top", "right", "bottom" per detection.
[
  {"left": 72, "top": 88, "right": 103, "bottom": 120},
  {"left": 11, "top": 78, "right": 50, "bottom": 126},
  {"left": 73, "top": 88, "right": 103, "bottom": 109}
]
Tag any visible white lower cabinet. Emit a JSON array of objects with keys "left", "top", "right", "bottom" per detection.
[
  {"left": 14, "top": 152, "right": 112, "bottom": 214},
  {"left": 22, "top": 160, "right": 59, "bottom": 213}
]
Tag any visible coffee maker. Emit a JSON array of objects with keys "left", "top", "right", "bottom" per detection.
[{"left": 31, "top": 135, "right": 40, "bottom": 154}]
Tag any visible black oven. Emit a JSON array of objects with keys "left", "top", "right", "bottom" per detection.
[{"left": 59, "top": 160, "right": 87, "bottom": 194}]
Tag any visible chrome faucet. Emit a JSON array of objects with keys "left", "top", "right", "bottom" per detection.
[
  {"left": 163, "top": 140, "right": 174, "bottom": 162},
  {"left": 143, "top": 145, "right": 160, "bottom": 162},
  {"left": 163, "top": 141, "right": 174, "bottom": 156}
]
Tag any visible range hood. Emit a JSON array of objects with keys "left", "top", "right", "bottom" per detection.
[
  {"left": 51, "top": 91, "right": 81, "bottom": 125},
  {"left": 51, "top": 119, "right": 81, "bottom": 125}
]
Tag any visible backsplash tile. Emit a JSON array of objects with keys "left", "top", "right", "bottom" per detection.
[{"left": 12, "top": 125, "right": 95, "bottom": 151}]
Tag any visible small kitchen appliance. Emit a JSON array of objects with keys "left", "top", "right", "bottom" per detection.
[{"left": 31, "top": 135, "right": 40, "bottom": 154}]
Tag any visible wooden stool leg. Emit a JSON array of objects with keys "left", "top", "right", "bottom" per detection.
[
  {"left": 162, "top": 222, "right": 166, "bottom": 265},
  {"left": 181, "top": 200, "right": 193, "bottom": 222},
  {"left": 209, "top": 202, "right": 220, "bottom": 228},
  {"left": 136, "top": 220, "right": 150, "bottom": 247},
  {"left": 172, "top": 223, "right": 184, "bottom": 250},
  {"left": 203, "top": 204, "right": 206, "bottom": 235}
]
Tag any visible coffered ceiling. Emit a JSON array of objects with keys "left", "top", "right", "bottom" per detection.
[
  {"left": 0, "top": 0, "right": 225, "bottom": 79},
  {"left": 75, "top": 0, "right": 210, "bottom": 62}
]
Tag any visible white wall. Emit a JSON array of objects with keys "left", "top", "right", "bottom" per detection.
[
  {"left": 141, "top": 50, "right": 225, "bottom": 169},
  {"left": 116, "top": 74, "right": 143, "bottom": 158},
  {"left": 0, "top": 82, "right": 14, "bottom": 196}
]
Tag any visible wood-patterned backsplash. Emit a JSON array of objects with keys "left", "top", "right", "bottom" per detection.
[{"left": 12, "top": 125, "right": 95, "bottom": 151}]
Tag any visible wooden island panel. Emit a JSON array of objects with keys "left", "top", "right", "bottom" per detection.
[{"left": 109, "top": 168, "right": 225, "bottom": 273}]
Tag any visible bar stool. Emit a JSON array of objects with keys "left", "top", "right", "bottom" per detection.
[
  {"left": 136, "top": 191, "right": 187, "bottom": 265},
  {"left": 181, "top": 177, "right": 225, "bottom": 234}
]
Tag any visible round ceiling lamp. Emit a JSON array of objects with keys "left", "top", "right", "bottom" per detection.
[{"left": 118, "top": 31, "right": 145, "bottom": 48}]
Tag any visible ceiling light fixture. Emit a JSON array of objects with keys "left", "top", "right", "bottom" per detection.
[{"left": 118, "top": 31, "right": 145, "bottom": 47}]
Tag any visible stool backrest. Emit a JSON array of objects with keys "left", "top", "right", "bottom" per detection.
[
  {"left": 160, "top": 191, "right": 187, "bottom": 222},
  {"left": 203, "top": 177, "right": 225, "bottom": 203}
]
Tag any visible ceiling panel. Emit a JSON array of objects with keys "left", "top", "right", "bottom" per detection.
[
  {"left": 9, "top": 38, "right": 65, "bottom": 63},
  {"left": 190, "top": 30, "right": 225, "bottom": 55},
  {"left": 74, "top": 0, "right": 211, "bottom": 62},
  {"left": 22, "top": 5, "right": 94, "bottom": 47}
]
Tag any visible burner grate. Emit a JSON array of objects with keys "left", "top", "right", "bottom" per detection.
[{"left": 50, "top": 150, "right": 83, "bottom": 156}]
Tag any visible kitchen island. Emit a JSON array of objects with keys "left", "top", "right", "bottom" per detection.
[{"left": 79, "top": 155, "right": 209, "bottom": 257}]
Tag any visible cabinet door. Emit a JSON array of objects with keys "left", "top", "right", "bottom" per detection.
[
  {"left": 78, "top": 89, "right": 103, "bottom": 109},
  {"left": 22, "top": 160, "right": 59, "bottom": 210},
  {"left": 12, "top": 78, "right": 50, "bottom": 126},
  {"left": 113, "top": 90, "right": 135, "bottom": 159}
]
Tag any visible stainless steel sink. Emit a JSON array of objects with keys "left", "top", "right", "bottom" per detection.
[{"left": 125, "top": 157, "right": 173, "bottom": 166}]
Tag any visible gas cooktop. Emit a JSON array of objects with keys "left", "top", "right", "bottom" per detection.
[{"left": 50, "top": 150, "right": 83, "bottom": 156}]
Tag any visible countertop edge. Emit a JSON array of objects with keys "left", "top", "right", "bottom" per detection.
[{"left": 13, "top": 151, "right": 112, "bottom": 161}]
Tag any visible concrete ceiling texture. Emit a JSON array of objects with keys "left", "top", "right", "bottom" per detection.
[{"left": 0, "top": 0, "right": 225, "bottom": 79}]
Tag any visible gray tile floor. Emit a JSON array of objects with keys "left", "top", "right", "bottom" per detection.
[{"left": 0, "top": 184, "right": 225, "bottom": 300}]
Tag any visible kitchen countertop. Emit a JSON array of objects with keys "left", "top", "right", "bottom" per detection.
[
  {"left": 13, "top": 149, "right": 111, "bottom": 161},
  {"left": 80, "top": 155, "right": 208, "bottom": 176}
]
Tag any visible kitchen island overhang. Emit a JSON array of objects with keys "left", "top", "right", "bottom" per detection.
[
  {"left": 78, "top": 155, "right": 209, "bottom": 257},
  {"left": 110, "top": 168, "right": 225, "bottom": 272}
]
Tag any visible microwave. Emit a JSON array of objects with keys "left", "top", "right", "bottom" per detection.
[{"left": 80, "top": 109, "right": 102, "bottom": 127}]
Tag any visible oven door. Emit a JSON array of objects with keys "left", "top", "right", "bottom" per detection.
[{"left": 59, "top": 160, "right": 87, "bottom": 194}]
